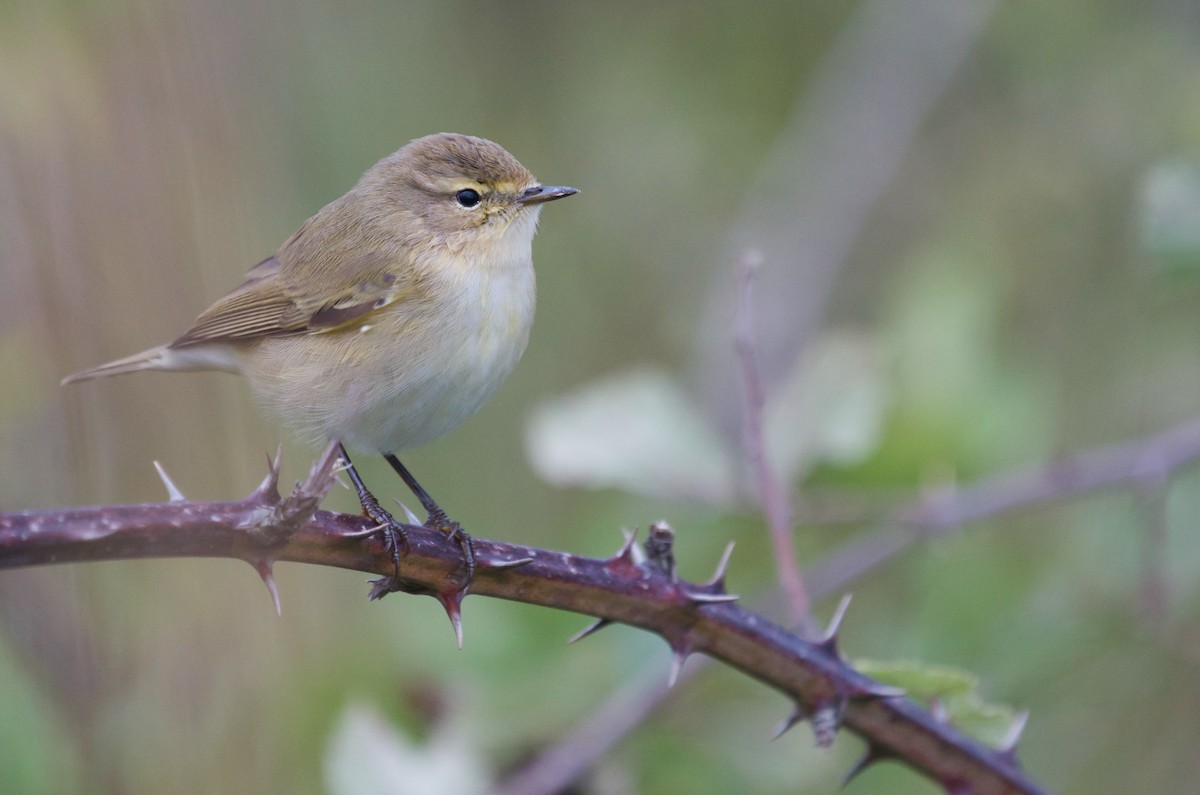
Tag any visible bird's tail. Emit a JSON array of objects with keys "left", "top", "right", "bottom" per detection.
[{"left": 61, "top": 346, "right": 175, "bottom": 385}]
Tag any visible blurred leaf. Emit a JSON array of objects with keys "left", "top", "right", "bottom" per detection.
[
  {"left": 1139, "top": 159, "right": 1200, "bottom": 275},
  {"left": 764, "top": 329, "right": 888, "bottom": 483},
  {"left": 524, "top": 367, "right": 736, "bottom": 503},
  {"left": 323, "top": 702, "right": 489, "bottom": 795},
  {"left": 854, "top": 658, "right": 1018, "bottom": 747}
]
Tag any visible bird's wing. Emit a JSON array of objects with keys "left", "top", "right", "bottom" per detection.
[{"left": 170, "top": 248, "right": 410, "bottom": 348}]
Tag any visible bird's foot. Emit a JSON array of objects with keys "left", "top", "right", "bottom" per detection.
[
  {"left": 355, "top": 491, "right": 408, "bottom": 598},
  {"left": 426, "top": 508, "right": 476, "bottom": 594}
]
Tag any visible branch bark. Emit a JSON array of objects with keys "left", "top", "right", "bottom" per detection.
[{"left": 0, "top": 453, "right": 1045, "bottom": 795}]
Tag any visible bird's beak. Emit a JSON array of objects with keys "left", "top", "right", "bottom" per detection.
[{"left": 517, "top": 185, "right": 579, "bottom": 205}]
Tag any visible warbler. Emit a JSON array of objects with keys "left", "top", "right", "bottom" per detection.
[{"left": 63, "top": 132, "right": 578, "bottom": 592}]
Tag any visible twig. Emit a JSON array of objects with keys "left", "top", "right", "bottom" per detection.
[
  {"left": 0, "top": 456, "right": 1046, "bottom": 795},
  {"left": 806, "top": 416, "right": 1200, "bottom": 598},
  {"left": 734, "top": 250, "right": 812, "bottom": 631}
]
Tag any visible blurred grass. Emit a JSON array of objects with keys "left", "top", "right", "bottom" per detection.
[{"left": 4, "top": 1, "right": 1200, "bottom": 793}]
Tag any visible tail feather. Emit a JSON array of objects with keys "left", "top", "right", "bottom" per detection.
[
  {"left": 62, "top": 342, "right": 244, "bottom": 386},
  {"left": 61, "top": 346, "right": 174, "bottom": 385}
]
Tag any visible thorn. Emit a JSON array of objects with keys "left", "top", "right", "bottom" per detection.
[
  {"left": 250, "top": 557, "right": 282, "bottom": 616},
  {"left": 681, "top": 590, "right": 740, "bottom": 604},
  {"left": 681, "top": 542, "right": 740, "bottom": 603},
  {"left": 771, "top": 704, "right": 805, "bottom": 740},
  {"left": 567, "top": 618, "right": 613, "bottom": 644},
  {"left": 343, "top": 521, "right": 390, "bottom": 539},
  {"left": 667, "top": 641, "right": 692, "bottom": 687},
  {"left": 433, "top": 590, "right": 465, "bottom": 649},
  {"left": 152, "top": 461, "right": 186, "bottom": 502},
  {"left": 255, "top": 446, "right": 283, "bottom": 503},
  {"left": 479, "top": 556, "right": 534, "bottom": 571},
  {"left": 841, "top": 743, "right": 894, "bottom": 788},
  {"left": 818, "top": 593, "right": 853, "bottom": 657},
  {"left": 393, "top": 499, "right": 422, "bottom": 526},
  {"left": 999, "top": 710, "right": 1029, "bottom": 763},
  {"left": 706, "top": 541, "right": 736, "bottom": 591},
  {"left": 608, "top": 529, "right": 641, "bottom": 570}
]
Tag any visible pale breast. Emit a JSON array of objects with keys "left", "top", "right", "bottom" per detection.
[{"left": 242, "top": 244, "right": 537, "bottom": 454}]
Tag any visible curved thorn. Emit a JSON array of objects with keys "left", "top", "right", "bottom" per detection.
[
  {"left": 841, "top": 743, "right": 893, "bottom": 788},
  {"left": 707, "top": 541, "right": 736, "bottom": 590},
  {"left": 251, "top": 558, "right": 282, "bottom": 616},
  {"left": 392, "top": 499, "right": 422, "bottom": 526},
  {"left": 433, "top": 591, "right": 465, "bottom": 649},
  {"left": 255, "top": 447, "right": 283, "bottom": 502},
  {"left": 152, "top": 461, "right": 186, "bottom": 503},
  {"left": 481, "top": 556, "right": 535, "bottom": 571},
  {"left": 609, "top": 529, "right": 641, "bottom": 568},
  {"left": 771, "top": 705, "right": 805, "bottom": 740},
  {"left": 1000, "top": 710, "right": 1029, "bottom": 761},
  {"left": 667, "top": 644, "right": 691, "bottom": 688},
  {"left": 567, "top": 618, "right": 612, "bottom": 644},
  {"left": 682, "top": 591, "right": 740, "bottom": 604},
  {"left": 343, "top": 521, "right": 390, "bottom": 539},
  {"left": 819, "top": 593, "right": 854, "bottom": 656}
]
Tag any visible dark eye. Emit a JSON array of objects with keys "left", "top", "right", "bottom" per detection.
[{"left": 454, "top": 188, "right": 481, "bottom": 208}]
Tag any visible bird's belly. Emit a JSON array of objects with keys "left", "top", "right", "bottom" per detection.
[{"left": 243, "top": 267, "right": 534, "bottom": 454}]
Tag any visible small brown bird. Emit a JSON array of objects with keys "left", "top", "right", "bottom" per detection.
[{"left": 64, "top": 133, "right": 577, "bottom": 593}]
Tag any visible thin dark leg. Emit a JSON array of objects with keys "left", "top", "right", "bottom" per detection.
[
  {"left": 339, "top": 444, "right": 404, "bottom": 583},
  {"left": 383, "top": 453, "right": 475, "bottom": 584}
]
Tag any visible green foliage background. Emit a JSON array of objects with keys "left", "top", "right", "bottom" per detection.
[{"left": 3, "top": 1, "right": 1200, "bottom": 792}]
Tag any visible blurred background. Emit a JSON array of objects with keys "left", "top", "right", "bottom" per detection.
[{"left": 3, "top": 0, "right": 1200, "bottom": 792}]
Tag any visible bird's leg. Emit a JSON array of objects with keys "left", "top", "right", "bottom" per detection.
[
  {"left": 338, "top": 444, "right": 405, "bottom": 588},
  {"left": 383, "top": 453, "right": 476, "bottom": 587}
]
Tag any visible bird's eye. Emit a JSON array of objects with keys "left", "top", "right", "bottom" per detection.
[{"left": 454, "top": 189, "right": 481, "bottom": 208}]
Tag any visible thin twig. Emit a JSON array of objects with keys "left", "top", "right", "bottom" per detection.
[
  {"left": 806, "top": 416, "right": 1200, "bottom": 598},
  {"left": 734, "top": 250, "right": 812, "bottom": 631}
]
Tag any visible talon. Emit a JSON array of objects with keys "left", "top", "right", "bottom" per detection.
[
  {"left": 338, "top": 445, "right": 406, "bottom": 592},
  {"left": 425, "top": 515, "right": 475, "bottom": 592}
]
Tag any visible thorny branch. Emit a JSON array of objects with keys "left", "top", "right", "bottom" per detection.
[
  {"left": 494, "top": 415, "right": 1200, "bottom": 794},
  {"left": 0, "top": 450, "right": 1044, "bottom": 795}
]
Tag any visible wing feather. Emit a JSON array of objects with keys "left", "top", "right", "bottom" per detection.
[{"left": 169, "top": 212, "right": 415, "bottom": 349}]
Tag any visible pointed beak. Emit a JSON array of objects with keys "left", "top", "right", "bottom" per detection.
[{"left": 517, "top": 185, "right": 579, "bottom": 205}]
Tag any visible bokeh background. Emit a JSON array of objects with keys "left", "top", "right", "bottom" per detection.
[{"left": 4, "top": 1, "right": 1200, "bottom": 792}]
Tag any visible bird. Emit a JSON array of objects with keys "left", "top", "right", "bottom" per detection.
[{"left": 63, "top": 132, "right": 578, "bottom": 594}]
